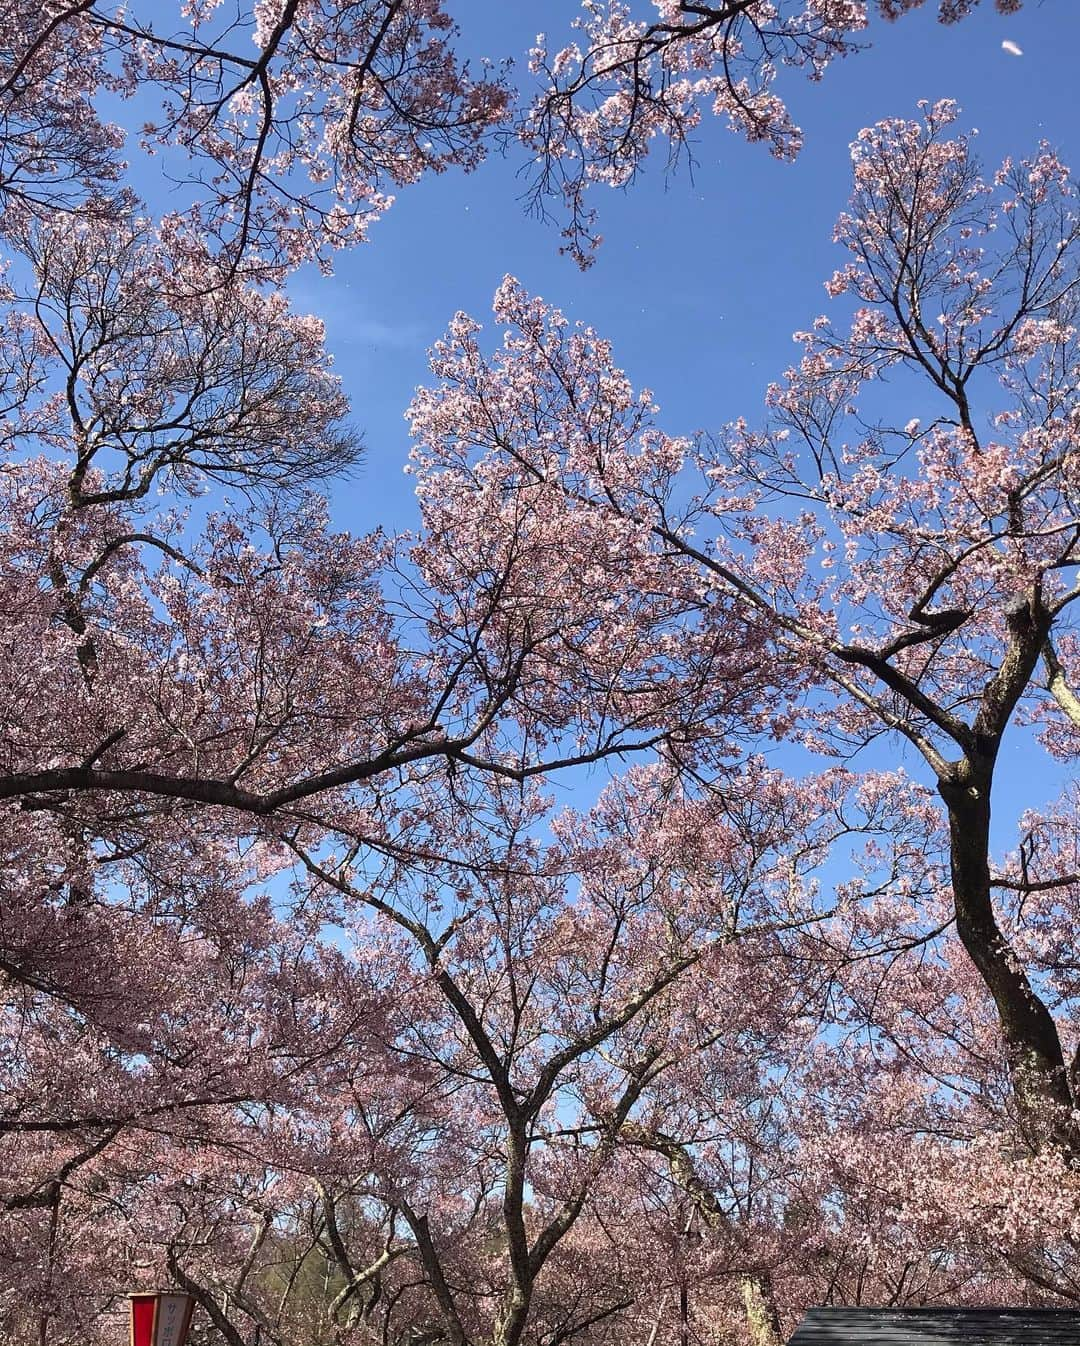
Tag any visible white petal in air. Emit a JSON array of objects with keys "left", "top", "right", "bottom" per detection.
[{"left": 1001, "top": 39, "right": 1023, "bottom": 56}]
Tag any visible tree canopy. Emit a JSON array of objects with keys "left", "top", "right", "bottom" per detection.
[{"left": 6, "top": 5, "right": 1080, "bottom": 1346}]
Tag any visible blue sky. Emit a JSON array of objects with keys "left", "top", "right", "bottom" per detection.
[{"left": 289, "top": 1, "right": 1077, "bottom": 540}]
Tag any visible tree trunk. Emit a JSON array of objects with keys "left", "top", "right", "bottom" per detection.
[
  {"left": 492, "top": 1124, "right": 533, "bottom": 1346},
  {"left": 939, "top": 757, "right": 1077, "bottom": 1155},
  {"left": 741, "top": 1275, "right": 783, "bottom": 1346}
]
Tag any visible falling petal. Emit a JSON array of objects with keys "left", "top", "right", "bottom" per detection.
[{"left": 1001, "top": 39, "right": 1023, "bottom": 56}]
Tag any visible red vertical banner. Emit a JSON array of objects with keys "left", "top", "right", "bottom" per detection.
[{"left": 130, "top": 1296, "right": 157, "bottom": 1346}]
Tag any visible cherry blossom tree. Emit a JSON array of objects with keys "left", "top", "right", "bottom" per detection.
[
  {"left": 0, "top": 47, "right": 790, "bottom": 1338},
  {"left": 266, "top": 763, "right": 839, "bottom": 1346},
  {"left": 522, "top": 0, "right": 1024, "bottom": 264},
  {"left": 43, "top": 765, "right": 1073, "bottom": 1345},
  {"left": 0, "top": 805, "right": 405, "bottom": 1345},
  {"left": 0, "top": 68, "right": 804, "bottom": 1337},
  {"left": 2, "top": 1, "right": 1025, "bottom": 270},
  {"left": 409, "top": 97, "right": 1080, "bottom": 1177},
  {"left": 6, "top": 761, "right": 856, "bottom": 1346}
]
